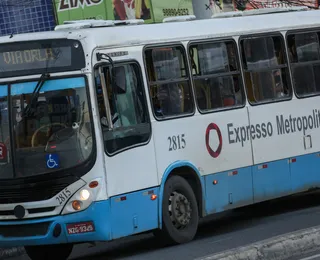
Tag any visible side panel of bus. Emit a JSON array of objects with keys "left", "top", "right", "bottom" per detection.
[
  {"left": 144, "top": 40, "right": 255, "bottom": 216},
  {"left": 239, "top": 29, "right": 320, "bottom": 202},
  {"left": 152, "top": 109, "right": 254, "bottom": 214},
  {"left": 285, "top": 29, "right": 320, "bottom": 193},
  {"left": 249, "top": 98, "right": 320, "bottom": 201},
  {"left": 93, "top": 47, "right": 159, "bottom": 240},
  {"left": 288, "top": 97, "right": 320, "bottom": 192}
]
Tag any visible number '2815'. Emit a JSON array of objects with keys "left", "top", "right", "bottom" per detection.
[
  {"left": 56, "top": 188, "right": 71, "bottom": 205},
  {"left": 168, "top": 134, "right": 186, "bottom": 151}
]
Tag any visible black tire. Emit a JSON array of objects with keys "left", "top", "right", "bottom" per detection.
[
  {"left": 25, "top": 243, "right": 73, "bottom": 260},
  {"left": 156, "top": 175, "right": 199, "bottom": 245}
]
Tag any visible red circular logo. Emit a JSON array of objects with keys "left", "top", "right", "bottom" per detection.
[{"left": 205, "top": 123, "right": 222, "bottom": 158}]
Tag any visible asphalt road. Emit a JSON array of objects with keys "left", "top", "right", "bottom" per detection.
[{"left": 10, "top": 190, "right": 320, "bottom": 260}]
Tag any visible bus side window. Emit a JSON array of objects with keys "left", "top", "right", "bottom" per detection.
[
  {"left": 95, "top": 63, "right": 150, "bottom": 155},
  {"left": 287, "top": 32, "right": 320, "bottom": 97},
  {"left": 240, "top": 36, "right": 292, "bottom": 103},
  {"left": 240, "top": 35, "right": 292, "bottom": 104},
  {"left": 189, "top": 40, "right": 244, "bottom": 111},
  {"left": 144, "top": 46, "right": 194, "bottom": 118}
]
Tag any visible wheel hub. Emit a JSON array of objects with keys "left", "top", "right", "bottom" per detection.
[{"left": 169, "top": 191, "right": 192, "bottom": 229}]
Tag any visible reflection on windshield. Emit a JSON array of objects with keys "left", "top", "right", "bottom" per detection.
[
  {"left": 0, "top": 77, "right": 93, "bottom": 179},
  {"left": 0, "top": 86, "right": 13, "bottom": 179}
]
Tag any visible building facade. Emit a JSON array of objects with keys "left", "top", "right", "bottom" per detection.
[
  {"left": 0, "top": 0, "right": 317, "bottom": 37},
  {"left": 0, "top": 0, "right": 56, "bottom": 36}
]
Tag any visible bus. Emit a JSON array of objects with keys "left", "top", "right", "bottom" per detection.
[{"left": 0, "top": 7, "right": 320, "bottom": 259}]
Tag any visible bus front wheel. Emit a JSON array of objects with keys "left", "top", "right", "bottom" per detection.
[
  {"left": 156, "top": 175, "right": 199, "bottom": 245},
  {"left": 25, "top": 243, "right": 73, "bottom": 260}
]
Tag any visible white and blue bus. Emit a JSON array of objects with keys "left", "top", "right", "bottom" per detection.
[{"left": 0, "top": 7, "right": 320, "bottom": 259}]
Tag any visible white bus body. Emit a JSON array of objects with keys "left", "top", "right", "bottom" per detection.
[{"left": 0, "top": 7, "right": 319, "bottom": 259}]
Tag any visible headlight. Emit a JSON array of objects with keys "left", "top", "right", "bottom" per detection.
[
  {"left": 61, "top": 178, "right": 102, "bottom": 215},
  {"left": 80, "top": 189, "right": 90, "bottom": 201}
]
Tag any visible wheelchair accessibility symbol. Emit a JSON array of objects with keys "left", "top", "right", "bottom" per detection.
[{"left": 46, "top": 154, "right": 60, "bottom": 169}]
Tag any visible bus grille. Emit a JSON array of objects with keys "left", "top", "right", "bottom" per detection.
[
  {"left": 0, "top": 222, "right": 50, "bottom": 237},
  {"left": 0, "top": 207, "right": 55, "bottom": 216},
  {"left": 0, "top": 174, "right": 79, "bottom": 204}
]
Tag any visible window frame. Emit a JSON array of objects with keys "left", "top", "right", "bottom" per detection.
[
  {"left": 187, "top": 37, "right": 247, "bottom": 114},
  {"left": 285, "top": 27, "right": 320, "bottom": 99},
  {"left": 239, "top": 32, "right": 293, "bottom": 106},
  {"left": 0, "top": 73, "right": 97, "bottom": 179},
  {"left": 143, "top": 42, "right": 196, "bottom": 121},
  {"left": 93, "top": 59, "right": 152, "bottom": 157}
]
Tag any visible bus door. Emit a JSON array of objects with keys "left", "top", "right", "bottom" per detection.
[
  {"left": 0, "top": 85, "right": 11, "bottom": 178},
  {"left": 93, "top": 51, "right": 159, "bottom": 239},
  {"left": 240, "top": 35, "right": 292, "bottom": 203}
]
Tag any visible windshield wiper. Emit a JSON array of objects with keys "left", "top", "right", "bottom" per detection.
[{"left": 22, "top": 73, "right": 50, "bottom": 118}]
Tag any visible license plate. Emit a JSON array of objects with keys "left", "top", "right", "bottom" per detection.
[{"left": 66, "top": 222, "right": 95, "bottom": 235}]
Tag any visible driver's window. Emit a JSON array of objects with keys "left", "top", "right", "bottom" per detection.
[
  {"left": 95, "top": 62, "right": 151, "bottom": 155},
  {"left": 10, "top": 77, "right": 93, "bottom": 177},
  {"left": 12, "top": 92, "right": 73, "bottom": 148}
]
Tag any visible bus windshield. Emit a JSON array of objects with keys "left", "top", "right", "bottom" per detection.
[{"left": 0, "top": 76, "right": 93, "bottom": 179}]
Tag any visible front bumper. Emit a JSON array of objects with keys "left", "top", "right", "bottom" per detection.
[{"left": 0, "top": 200, "right": 111, "bottom": 248}]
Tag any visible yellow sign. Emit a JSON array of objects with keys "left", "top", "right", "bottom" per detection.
[{"left": 2, "top": 49, "right": 56, "bottom": 65}]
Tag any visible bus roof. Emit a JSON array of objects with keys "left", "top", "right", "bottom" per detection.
[{"left": 0, "top": 8, "right": 320, "bottom": 48}]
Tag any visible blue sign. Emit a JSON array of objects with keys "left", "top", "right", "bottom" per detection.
[
  {"left": 46, "top": 153, "right": 60, "bottom": 169},
  {"left": 0, "top": 0, "right": 56, "bottom": 37}
]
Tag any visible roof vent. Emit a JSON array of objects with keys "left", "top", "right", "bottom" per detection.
[
  {"left": 54, "top": 19, "right": 144, "bottom": 31},
  {"left": 212, "top": 11, "right": 242, "bottom": 19},
  {"left": 163, "top": 15, "right": 196, "bottom": 23},
  {"left": 212, "top": 6, "right": 309, "bottom": 19}
]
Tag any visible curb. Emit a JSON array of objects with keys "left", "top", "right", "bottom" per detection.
[
  {"left": 0, "top": 247, "right": 25, "bottom": 260},
  {"left": 195, "top": 225, "right": 320, "bottom": 260}
]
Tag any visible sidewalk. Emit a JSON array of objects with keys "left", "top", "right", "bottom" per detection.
[{"left": 195, "top": 225, "right": 320, "bottom": 260}]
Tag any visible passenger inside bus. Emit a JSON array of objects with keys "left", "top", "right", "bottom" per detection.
[
  {"left": 145, "top": 47, "right": 190, "bottom": 117},
  {"left": 189, "top": 41, "right": 241, "bottom": 110},
  {"left": 287, "top": 32, "right": 320, "bottom": 96},
  {"left": 94, "top": 63, "right": 150, "bottom": 154},
  {"left": 241, "top": 36, "right": 290, "bottom": 102},
  {"left": 95, "top": 68, "right": 131, "bottom": 129}
]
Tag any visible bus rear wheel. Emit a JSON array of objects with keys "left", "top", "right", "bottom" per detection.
[
  {"left": 156, "top": 175, "right": 199, "bottom": 245},
  {"left": 25, "top": 243, "right": 73, "bottom": 260}
]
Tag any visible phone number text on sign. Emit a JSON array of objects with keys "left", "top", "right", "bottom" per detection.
[
  {"left": 162, "top": 8, "right": 190, "bottom": 16},
  {"left": 67, "top": 222, "right": 95, "bottom": 235}
]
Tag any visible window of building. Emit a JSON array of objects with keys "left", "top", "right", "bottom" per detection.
[
  {"left": 240, "top": 35, "right": 291, "bottom": 104},
  {"left": 189, "top": 40, "right": 244, "bottom": 111},
  {"left": 144, "top": 46, "right": 194, "bottom": 118},
  {"left": 95, "top": 62, "right": 150, "bottom": 155},
  {"left": 287, "top": 31, "right": 320, "bottom": 97}
]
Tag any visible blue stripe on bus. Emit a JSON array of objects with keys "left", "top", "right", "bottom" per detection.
[
  {"left": 110, "top": 187, "right": 159, "bottom": 240},
  {"left": 203, "top": 152, "right": 320, "bottom": 214},
  {"left": 0, "top": 200, "right": 112, "bottom": 247},
  {"left": 290, "top": 152, "right": 320, "bottom": 193},
  {"left": 205, "top": 166, "right": 253, "bottom": 215},
  {"left": 0, "top": 187, "right": 159, "bottom": 247},
  {"left": 252, "top": 159, "right": 291, "bottom": 203},
  {"left": 10, "top": 77, "right": 85, "bottom": 96},
  {"left": 2, "top": 153, "right": 320, "bottom": 247}
]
